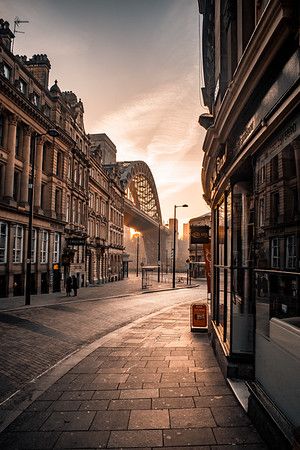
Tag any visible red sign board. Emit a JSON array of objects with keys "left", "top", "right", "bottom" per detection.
[{"left": 190, "top": 303, "right": 208, "bottom": 331}]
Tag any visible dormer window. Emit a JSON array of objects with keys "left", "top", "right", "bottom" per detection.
[
  {"left": 3, "top": 63, "right": 11, "bottom": 80},
  {"left": 19, "top": 78, "right": 27, "bottom": 95},
  {"left": 32, "top": 92, "right": 40, "bottom": 107}
]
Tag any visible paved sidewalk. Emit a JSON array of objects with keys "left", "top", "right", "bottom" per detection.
[
  {"left": 0, "top": 301, "right": 267, "bottom": 449},
  {"left": 0, "top": 273, "right": 198, "bottom": 311}
]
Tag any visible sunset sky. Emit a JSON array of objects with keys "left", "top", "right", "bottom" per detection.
[{"left": 2, "top": 0, "right": 209, "bottom": 233}]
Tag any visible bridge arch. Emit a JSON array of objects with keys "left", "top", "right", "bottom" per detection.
[
  {"left": 118, "top": 161, "right": 162, "bottom": 225},
  {"left": 117, "top": 161, "right": 166, "bottom": 265}
]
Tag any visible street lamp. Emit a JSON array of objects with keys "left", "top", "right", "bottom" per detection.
[
  {"left": 133, "top": 232, "right": 140, "bottom": 277},
  {"left": 172, "top": 204, "right": 188, "bottom": 289},
  {"left": 25, "top": 128, "right": 59, "bottom": 306}
]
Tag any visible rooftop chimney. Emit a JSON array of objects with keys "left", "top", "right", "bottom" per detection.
[{"left": 25, "top": 54, "right": 51, "bottom": 89}]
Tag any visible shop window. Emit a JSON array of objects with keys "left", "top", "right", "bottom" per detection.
[
  {"left": 13, "top": 225, "right": 23, "bottom": 263},
  {"left": 40, "top": 230, "right": 49, "bottom": 264},
  {"left": 286, "top": 235, "right": 297, "bottom": 269},
  {"left": 53, "top": 232, "right": 60, "bottom": 263},
  {"left": 271, "top": 238, "right": 280, "bottom": 268},
  {"left": 0, "top": 222, "right": 8, "bottom": 263}
]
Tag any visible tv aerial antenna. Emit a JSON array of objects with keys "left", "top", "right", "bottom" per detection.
[{"left": 12, "top": 16, "right": 29, "bottom": 52}]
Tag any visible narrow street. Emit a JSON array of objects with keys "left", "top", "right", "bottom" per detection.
[{"left": 0, "top": 283, "right": 206, "bottom": 406}]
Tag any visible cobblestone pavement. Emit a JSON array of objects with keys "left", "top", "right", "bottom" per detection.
[
  {"left": 0, "top": 283, "right": 205, "bottom": 406},
  {"left": 0, "top": 301, "right": 267, "bottom": 449}
]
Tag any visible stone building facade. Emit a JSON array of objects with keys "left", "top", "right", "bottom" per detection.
[
  {"left": 199, "top": 1, "right": 299, "bottom": 447},
  {"left": 0, "top": 19, "right": 124, "bottom": 298}
]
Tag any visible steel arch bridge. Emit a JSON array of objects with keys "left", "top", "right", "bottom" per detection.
[{"left": 117, "top": 161, "right": 167, "bottom": 264}]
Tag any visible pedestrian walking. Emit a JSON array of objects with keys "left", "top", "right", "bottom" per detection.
[
  {"left": 66, "top": 276, "right": 72, "bottom": 297},
  {"left": 72, "top": 275, "right": 78, "bottom": 297}
]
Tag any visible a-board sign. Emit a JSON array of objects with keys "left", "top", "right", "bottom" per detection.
[{"left": 190, "top": 303, "right": 208, "bottom": 331}]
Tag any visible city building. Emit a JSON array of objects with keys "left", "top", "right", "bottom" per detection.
[
  {"left": 199, "top": 0, "right": 299, "bottom": 447},
  {"left": 0, "top": 19, "right": 125, "bottom": 298},
  {"left": 188, "top": 213, "right": 210, "bottom": 278},
  {"left": 182, "top": 222, "right": 189, "bottom": 241},
  {"left": 90, "top": 134, "right": 125, "bottom": 282}
]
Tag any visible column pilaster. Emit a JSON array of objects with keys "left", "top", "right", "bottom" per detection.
[
  {"left": 34, "top": 136, "right": 45, "bottom": 212},
  {"left": 4, "top": 113, "right": 18, "bottom": 203},
  {"left": 20, "top": 126, "right": 32, "bottom": 205}
]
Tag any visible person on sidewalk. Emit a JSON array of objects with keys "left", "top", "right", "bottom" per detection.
[
  {"left": 72, "top": 275, "right": 78, "bottom": 297},
  {"left": 66, "top": 276, "right": 72, "bottom": 297}
]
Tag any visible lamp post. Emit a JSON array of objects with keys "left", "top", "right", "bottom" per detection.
[
  {"left": 25, "top": 128, "right": 59, "bottom": 306},
  {"left": 157, "top": 223, "right": 161, "bottom": 282},
  {"left": 172, "top": 204, "right": 188, "bottom": 289},
  {"left": 133, "top": 232, "right": 140, "bottom": 277}
]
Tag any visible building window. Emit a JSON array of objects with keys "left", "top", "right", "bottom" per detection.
[
  {"left": 55, "top": 188, "right": 62, "bottom": 214},
  {"left": 56, "top": 151, "right": 63, "bottom": 177},
  {"left": 271, "top": 155, "right": 279, "bottom": 182},
  {"left": 40, "top": 230, "right": 49, "bottom": 264},
  {"left": 0, "top": 114, "right": 3, "bottom": 146},
  {"left": 43, "top": 104, "right": 50, "bottom": 117},
  {"left": 32, "top": 92, "right": 40, "bottom": 108},
  {"left": 271, "top": 238, "right": 280, "bottom": 268},
  {"left": 41, "top": 184, "right": 46, "bottom": 210},
  {"left": 13, "top": 225, "right": 23, "bottom": 263},
  {"left": 68, "top": 157, "right": 72, "bottom": 179},
  {"left": 258, "top": 198, "right": 264, "bottom": 228},
  {"left": 19, "top": 78, "right": 27, "bottom": 95},
  {"left": 15, "top": 124, "right": 22, "bottom": 159},
  {"left": 79, "top": 166, "right": 83, "bottom": 186},
  {"left": 31, "top": 229, "right": 37, "bottom": 263},
  {"left": 53, "top": 232, "right": 60, "bottom": 263},
  {"left": 42, "top": 143, "right": 48, "bottom": 173},
  {"left": 13, "top": 170, "right": 21, "bottom": 202},
  {"left": 66, "top": 195, "right": 71, "bottom": 222},
  {"left": 286, "top": 235, "right": 297, "bottom": 269},
  {"left": 3, "top": 63, "right": 11, "bottom": 80},
  {"left": 271, "top": 192, "right": 280, "bottom": 224},
  {"left": 0, "top": 222, "right": 8, "bottom": 263}
]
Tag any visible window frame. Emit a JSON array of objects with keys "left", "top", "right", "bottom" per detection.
[
  {"left": 0, "top": 222, "right": 8, "bottom": 264},
  {"left": 13, "top": 225, "right": 23, "bottom": 263},
  {"left": 40, "top": 230, "right": 49, "bottom": 264}
]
